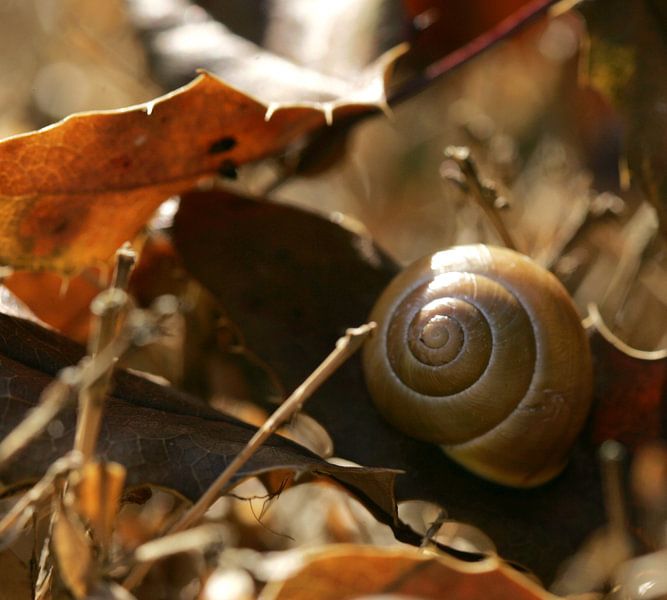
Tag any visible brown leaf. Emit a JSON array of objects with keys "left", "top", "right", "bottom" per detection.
[
  {"left": 261, "top": 545, "right": 555, "bottom": 600},
  {"left": 0, "top": 312, "right": 401, "bottom": 532},
  {"left": 172, "top": 189, "right": 399, "bottom": 394},
  {"left": 0, "top": 68, "right": 394, "bottom": 273},
  {"left": 171, "top": 190, "right": 607, "bottom": 583}
]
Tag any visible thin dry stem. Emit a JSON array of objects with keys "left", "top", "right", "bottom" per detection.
[
  {"left": 123, "top": 322, "right": 376, "bottom": 590},
  {"left": 73, "top": 289, "right": 129, "bottom": 460},
  {"left": 443, "top": 146, "right": 519, "bottom": 252},
  {"left": 74, "top": 245, "right": 136, "bottom": 462},
  {"left": 134, "top": 525, "right": 226, "bottom": 563},
  {"left": 111, "top": 242, "right": 137, "bottom": 292}
]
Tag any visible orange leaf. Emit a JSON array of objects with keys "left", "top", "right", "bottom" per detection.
[
  {"left": 261, "top": 545, "right": 556, "bottom": 600},
  {"left": 4, "top": 270, "right": 101, "bottom": 343},
  {"left": 0, "top": 68, "right": 399, "bottom": 272}
]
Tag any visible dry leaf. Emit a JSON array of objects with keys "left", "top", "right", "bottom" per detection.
[
  {"left": 0, "top": 68, "right": 395, "bottom": 273},
  {"left": 172, "top": 189, "right": 399, "bottom": 395},
  {"left": 0, "top": 312, "right": 402, "bottom": 533},
  {"left": 171, "top": 189, "right": 607, "bottom": 582},
  {"left": 52, "top": 499, "right": 94, "bottom": 599},
  {"left": 5, "top": 269, "right": 102, "bottom": 344},
  {"left": 260, "top": 545, "right": 556, "bottom": 600}
]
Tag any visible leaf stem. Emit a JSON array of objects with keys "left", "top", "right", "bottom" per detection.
[
  {"left": 443, "top": 146, "right": 519, "bottom": 251},
  {"left": 122, "top": 322, "right": 376, "bottom": 590}
]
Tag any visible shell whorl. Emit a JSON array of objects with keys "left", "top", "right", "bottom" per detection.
[{"left": 362, "top": 245, "right": 593, "bottom": 487}]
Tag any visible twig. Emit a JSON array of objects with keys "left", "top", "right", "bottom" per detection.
[
  {"left": 133, "top": 525, "right": 226, "bottom": 563},
  {"left": 122, "top": 322, "right": 376, "bottom": 590},
  {"left": 443, "top": 146, "right": 519, "bottom": 251},
  {"left": 111, "top": 242, "right": 137, "bottom": 291},
  {"left": 73, "top": 245, "right": 136, "bottom": 461}
]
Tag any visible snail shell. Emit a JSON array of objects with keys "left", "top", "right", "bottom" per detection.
[{"left": 362, "top": 245, "right": 592, "bottom": 487}]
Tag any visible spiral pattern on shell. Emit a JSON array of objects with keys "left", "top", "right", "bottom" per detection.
[{"left": 362, "top": 245, "right": 593, "bottom": 487}]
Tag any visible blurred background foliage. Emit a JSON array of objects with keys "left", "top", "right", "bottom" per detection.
[{"left": 0, "top": 0, "right": 665, "bottom": 350}]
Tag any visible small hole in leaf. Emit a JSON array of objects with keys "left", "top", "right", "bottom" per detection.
[{"left": 209, "top": 137, "right": 237, "bottom": 154}]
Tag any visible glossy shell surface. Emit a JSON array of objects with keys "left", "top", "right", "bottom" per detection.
[{"left": 362, "top": 245, "right": 593, "bottom": 487}]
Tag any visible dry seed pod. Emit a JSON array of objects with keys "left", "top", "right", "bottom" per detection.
[{"left": 362, "top": 245, "right": 593, "bottom": 487}]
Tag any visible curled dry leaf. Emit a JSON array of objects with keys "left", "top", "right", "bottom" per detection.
[
  {"left": 398, "top": 500, "right": 448, "bottom": 537},
  {"left": 260, "top": 544, "right": 557, "bottom": 600},
  {"left": 171, "top": 189, "right": 608, "bottom": 582},
  {"left": 0, "top": 312, "right": 401, "bottom": 532},
  {"left": 3, "top": 229, "right": 179, "bottom": 345},
  {"left": 585, "top": 304, "right": 667, "bottom": 448}
]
